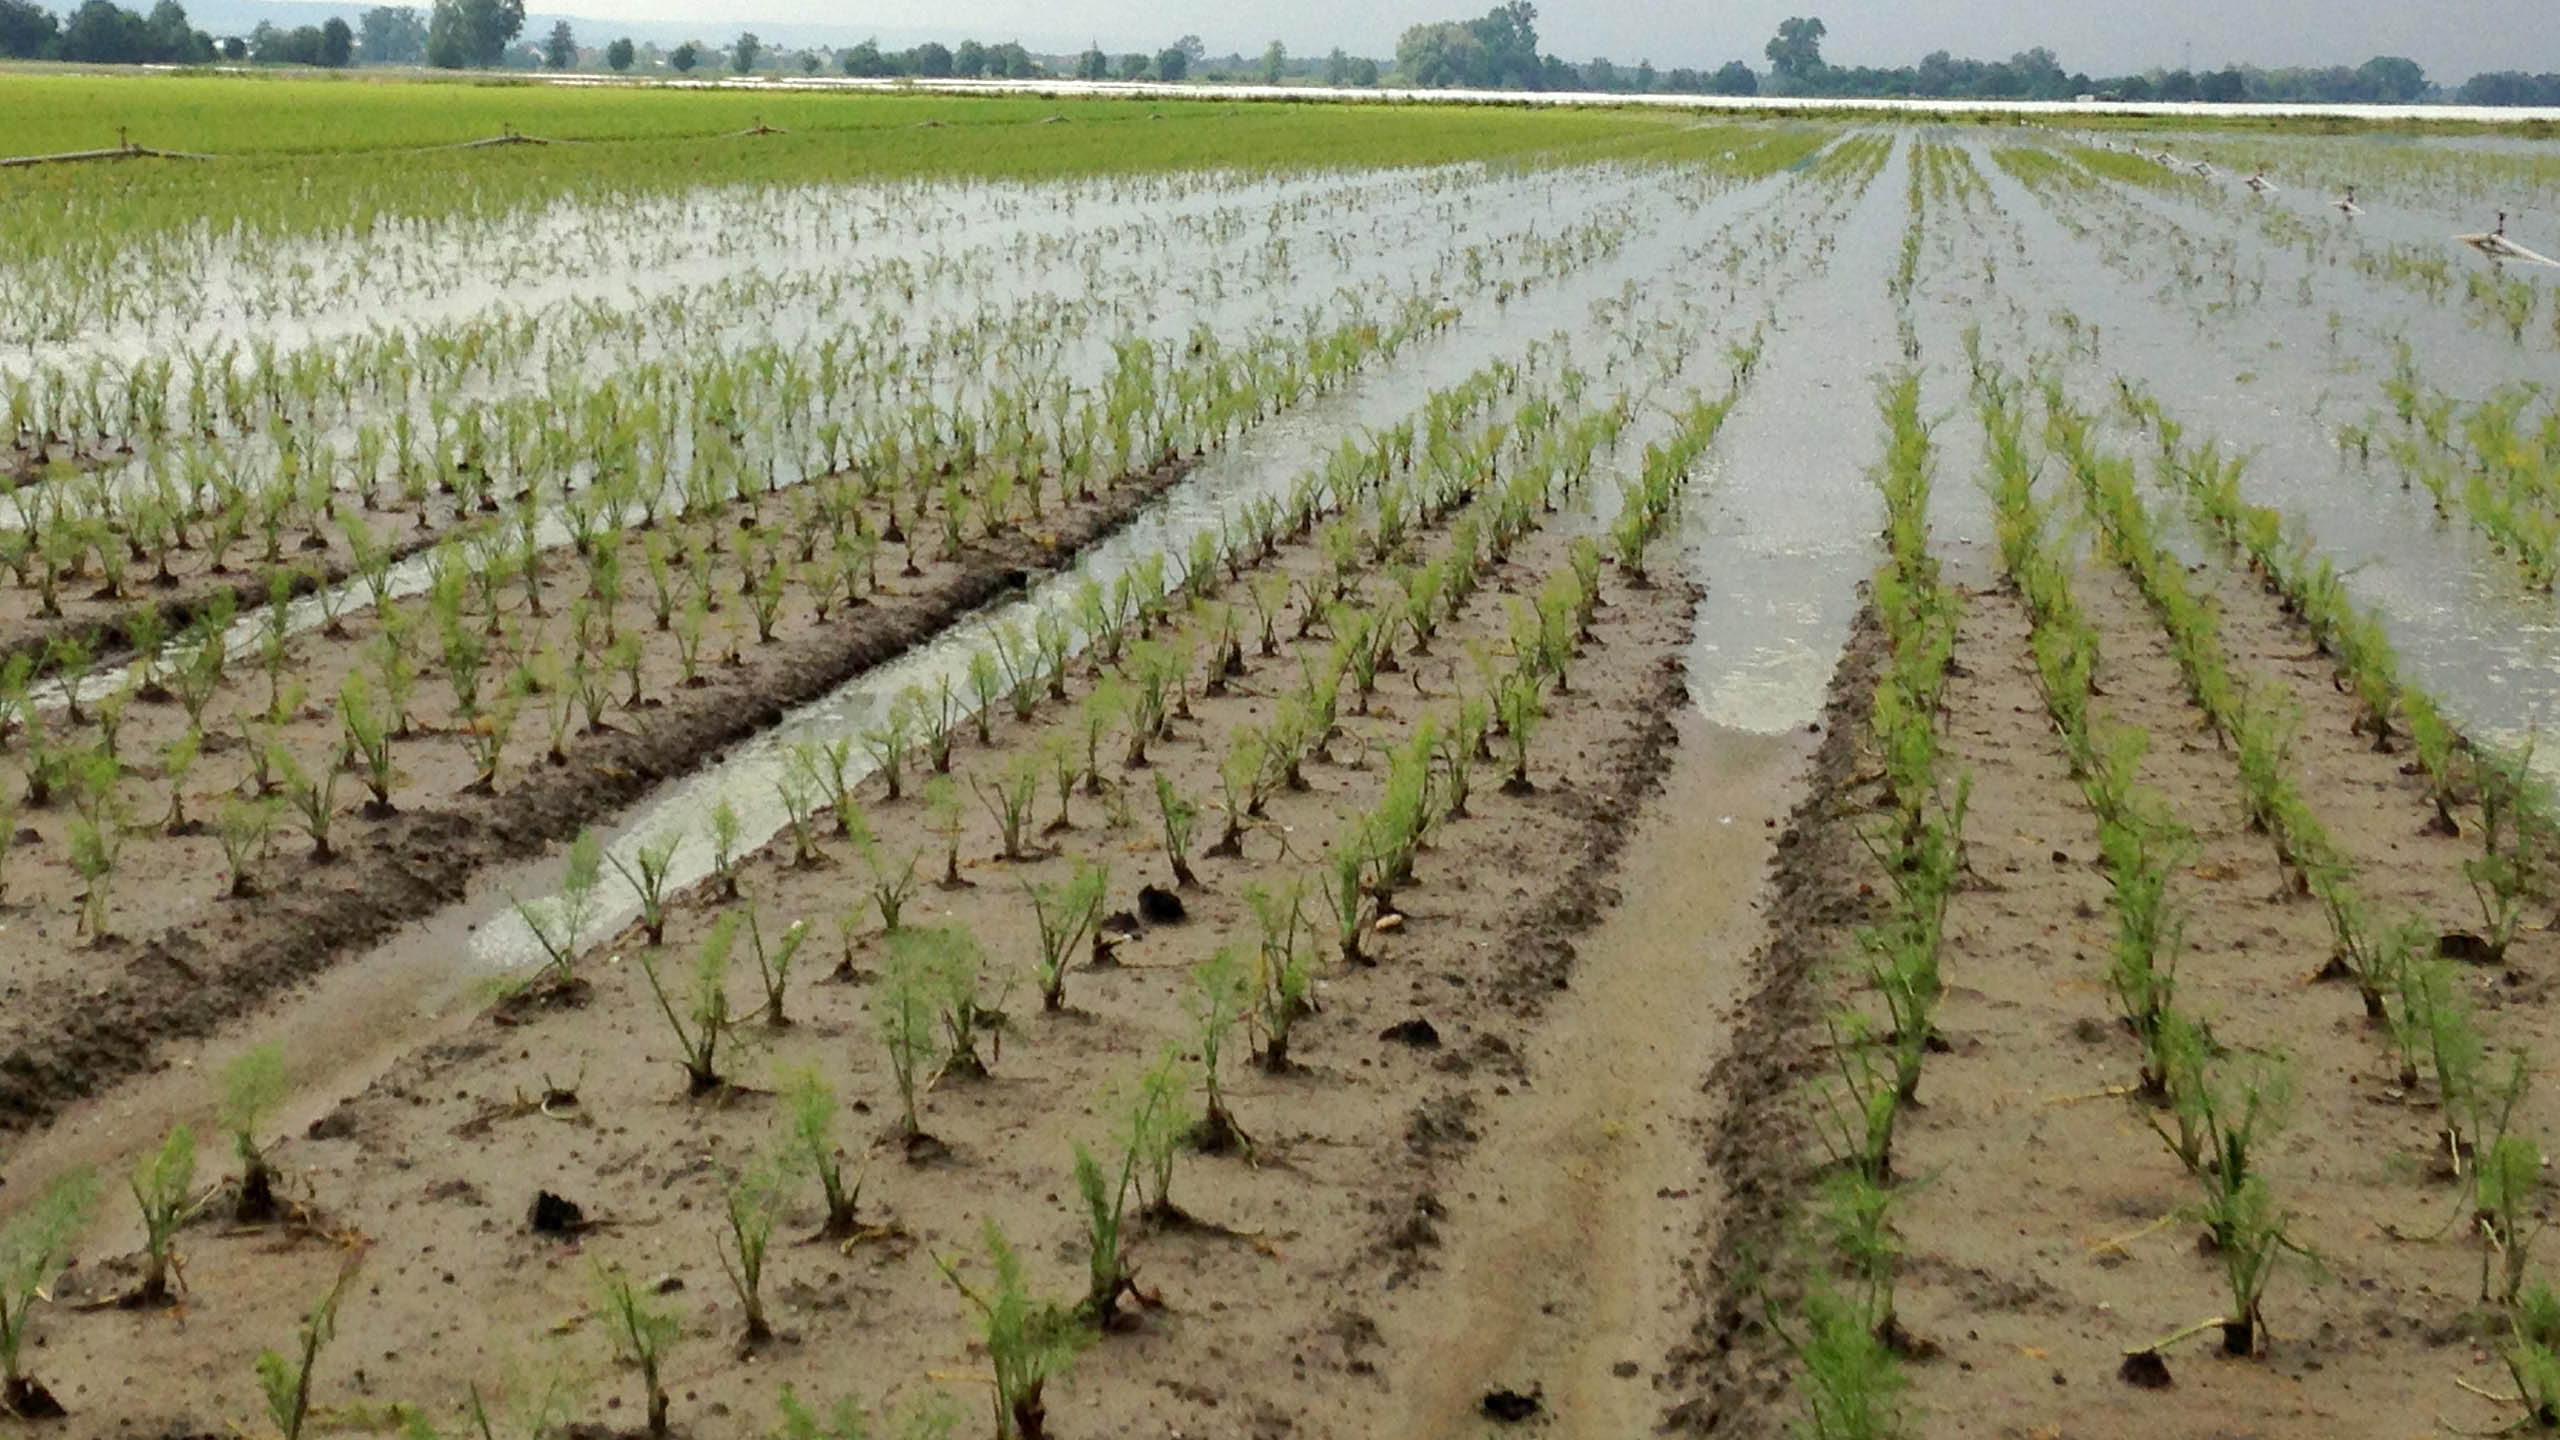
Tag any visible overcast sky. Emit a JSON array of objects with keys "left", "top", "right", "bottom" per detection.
[{"left": 581, "top": 0, "right": 2553, "bottom": 81}]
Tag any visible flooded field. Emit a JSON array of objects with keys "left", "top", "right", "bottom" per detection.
[{"left": 2, "top": 87, "right": 2559, "bottom": 1440}]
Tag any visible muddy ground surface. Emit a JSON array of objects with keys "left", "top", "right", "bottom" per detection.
[{"left": 28, "top": 479, "right": 1717, "bottom": 1437}]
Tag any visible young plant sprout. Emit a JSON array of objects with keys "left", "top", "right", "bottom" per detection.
[
  {"left": 510, "top": 827, "right": 604, "bottom": 988},
  {"left": 1071, "top": 1137, "right": 1143, "bottom": 1327},
  {"left": 607, "top": 828, "right": 683, "bottom": 946},
  {"left": 854, "top": 815, "right": 924, "bottom": 936},
  {"left": 1026, "top": 861, "right": 1109, "bottom": 1013},
  {"left": 972, "top": 750, "right": 1044, "bottom": 862},
  {"left": 255, "top": 1258, "right": 359, "bottom": 1440},
  {"left": 595, "top": 1264, "right": 678, "bottom": 1438},
  {"left": 877, "top": 931, "right": 944, "bottom": 1146},
  {"left": 715, "top": 1159, "right": 783, "bottom": 1347},
  {"left": 709, "top": 796, "right": 744, "bottom": 900},
  {"left": 2478, "top": 1131, "right": 2548, "bottom": 1305},
  {"left": 638, "top": 913, "right": 737, "bottom": 1096},
  {"left": 129, "top": 1124, "right": 203, "bottom": 1305},
  {"left": 924, "top": 775, "right": 970, "bottom": 888},
  {"left": 1189, "top": 947, "right": 1254, "bottom": 1154},
  {"left": 0, "top": 1169, "right": 99, "bottom": 1420},
  {"left": 1248, "top": 905, "right": 1316, "bottom": 1075},
  {"left": 1121, "top": 1053, "right": 1190, "bottom": 1222},
  {"left": 221, "top": 1041, "right": 288, "bottom": 1221},
  {"left": 1153, "top": 773, "right": 1201, "bottom": 889},
  {"left": 1768, "top": 1277, "right": 1909, "bottom": 1440},
  {"left": 1496, "top": 669, "right": 1542, "bottom": 793},
  {"left": 934, "top": 1221, "right": 1088, "bottom": 1440},
  {"left": 780, "top": 1067, "right": 870, "bottom": 1240},
  {"left": 745, "top": 902, "right": 810, "bottom": 1027}
]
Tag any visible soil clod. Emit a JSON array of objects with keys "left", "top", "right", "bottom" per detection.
[
  {"left": 2118, "top": 1349, "right": 2174, "bottom": 1388},
  {"left": 527, "top": 1189, "right": 587, "bottom": 1235},
  {"left": 1479, "top": 1386, "right": 1543, "bottom": 1422},
  {"left": 1380, "top": 1017, "right": 1442, "bottom": 1048}
]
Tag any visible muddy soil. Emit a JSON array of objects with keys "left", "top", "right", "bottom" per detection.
[{"left": 22, "top": 475, "right": 1708, "bottom": 1437}]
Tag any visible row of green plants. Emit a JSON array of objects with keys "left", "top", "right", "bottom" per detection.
[
  {"left": 0, "top": 285, "right": 1754, "bottom": 1431},
  {"left": 2104, "top": 382, "right": 2560, "bottom": 1422},
  {"left": 2039, "top": 374, "right": 2560, "bottom": 1388},
  {"left": 1781, "top": 373, "right": 1968, "bottom": 1440},
  {"left": 0, "top": 292, "right": 1458, "bottom": 945},
  {"left": 1981, "top": 369, "right": 2311, "bottom": 1362},
  {"left": 2120, "top": 378, "right": 2556, "bottom": 965},
  {"left": 2366, "top": 343, "right": 2560, "bottom": 592}
]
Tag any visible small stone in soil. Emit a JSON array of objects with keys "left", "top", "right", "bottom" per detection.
[{"left": 1480, "top": 1387, "right": 1543, "bottom": 1422}]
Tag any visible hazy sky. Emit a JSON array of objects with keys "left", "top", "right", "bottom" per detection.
[{"left": 584, "top": 0, "right": 2553, "bottom": 80}]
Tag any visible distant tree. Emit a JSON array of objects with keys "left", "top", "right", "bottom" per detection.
[
  {"left": 729, "top": 31, "right": 757, "bottom": 72},
  {"left": 0, "top": 0, "right": 60, "bottom": 59},
  {"left": 1395, "top": 21, "right": 1478, "bottom": 86},
  {"left": 1350, "top": 54, "right": 1378, "bottom": 85},
  {"left": 320, "top": 14, "right": 351, "bottom": 64},
  {"left": 1117, "top": 51, "right": 1147, "bottom": 80},
  {"left": 217, "top": 32, "right": 240, "bottom": 57},
  {"left": 541, "top": 18, "right": 570, "bottom": 67},
  {"left": 143, "top": 0, "right": 209, "bottom": 61},
  {"left": 1764, "top": 15, "right": 1825, "bottom": 86},
  {"left": 425, "top": 0, "right": 520, "bottom": 68},
  {"left": 2356, "top": 54, "right": 2426, "bottom": 102},
  {"left": 1259, "top": 38, "right": 1284, "bottom": 83},
  {"left": 2199, "top": 64, "right": 2245, "bottom": 102},
  {"left": 988, "top": 40, "right": 1034, "bottom": 76},
  {"left": 797, "top": 49, "right": 817, "bottom": 72},
  {"left": 359, "top": 5, "right": 424, "bottom": 63},
  {"left": 1175, "top": 33, "right": 1203, "bottom": 65},
  {"left": 841, "top": 37, "right": 894, "bottom": 75},
  {"left": 1154, "top": 43, "right": 1187, "bottom": 81},
  {"left": 61, "top": 0, "right": 151, "bottom": 62},
  {"left": 1633, "top": 57, "right": 1654, "bottom": 91},
  {"left": 1323, "top": 45, "right": 1349, "bottom": 84},
  {"left": 948, "top": 38, "right": 981, "bottom": 75},
  {"left": 1077, "top": 43, "right": 1106, "bottom": 79},
  {"left": 2155, "top": 66, "right": 2197, "bottom": 100},
  {"left": 1708, "top": 59, "right": 1757, "bottom": 94},
  {"left": 604, "top": 35, "right": 632, "bottom": 70},
  {"left": 1583, "top": 55, "right": 1617, "bottom": 90},
  {"left": 1397, "top": 5, "right": 1540, "bottom": 89},
  {"left": 2459, "top": 71, "right": 2560, "bottom": 106},
  {"left": 669, "top": 39, "right": 697, "bottom": 72}
]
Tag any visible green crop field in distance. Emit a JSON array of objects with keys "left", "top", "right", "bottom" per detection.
[{"left": 0, "top": 68, "right": 1695, "bottom": 159}]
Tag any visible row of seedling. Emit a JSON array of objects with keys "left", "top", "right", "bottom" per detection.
[
  {"left": 1983, "top": 369, "right": 2316, "bottom": 1363},
  {"left": 468, "top": 334, "right": 1715, "bottom": 1436},
  {"left": 0, "top": 298, "right": 1442, "bottom": 946},
  {"left": 1782, "top": 374, "right": 1968, "bottom": 1440}
]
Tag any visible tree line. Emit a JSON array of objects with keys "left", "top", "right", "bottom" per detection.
[{"left": 0, "top": 0, "right": 2548, "bottom": 107}]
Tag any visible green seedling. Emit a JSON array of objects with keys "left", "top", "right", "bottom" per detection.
[
  {"left": 933, "top": 1222, "right": 1087, "bottom": 1440},
  {"left": 638, "top": 913, "right": 737, "bottom": 1096},
  {"left": 221, "top": 1042, "right": 288, "bottom": 1221},
  {"left": 594, "top": 1264, "right": 677, "bottom": 1438},
  {"left": 0, "top": 1169, "right": 99, "bottom": 1419},
  {"left": 129, "top": 1124, "right": 203, "bottom": 1305},
  {"left": 256, "top": 1257, "right": 360, "bottom": 1440}
]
